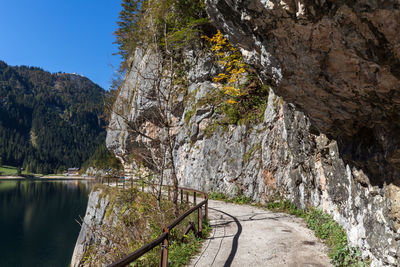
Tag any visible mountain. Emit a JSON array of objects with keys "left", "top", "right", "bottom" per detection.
[{"left": 0, "top": 60, "right": 106, "bottom": 174}]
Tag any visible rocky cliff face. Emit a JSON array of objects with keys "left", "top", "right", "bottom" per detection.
[
  {"left": 205, "top": 0, "right": 400, "bottom": 186},
  {"left": 106, "top": 1, "right": 400, "bottom": 265},
  {"left": 178, "top": 89, "right": 400, "bottom": 266},
  {"left": 71, "top": 190, "right": 109, "bottom": 267}
]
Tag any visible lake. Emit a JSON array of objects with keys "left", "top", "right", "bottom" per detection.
[{"left": 0, "top": 180, "right": 91, "bottom": 267}]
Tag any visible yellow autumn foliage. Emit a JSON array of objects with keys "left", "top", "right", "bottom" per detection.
[{"left": 202, "top": 30, "right": 247, "bottom": 104}]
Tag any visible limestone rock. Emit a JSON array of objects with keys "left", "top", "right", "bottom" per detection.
[
  {"left": 71, "top": 190, "right": 109, "bottom": 267},
  {"left": 205, "top": 0, "right": 400, "bottom": 186},
  {"left": 103, "top": 3, "right": 400, "bottom": 264}
]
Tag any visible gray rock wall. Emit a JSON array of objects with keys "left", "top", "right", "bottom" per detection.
[
  {"left": 106, "top": 48, "right": 161, "bottom": 167},
  {"left": 105, "top": 12, "right": 400, "bottom": 265},
  {"left": 178, "top": 89, "right": 399, "bottom": 266},
  {"left": 71, "top": 190, "right": 109, "bottom": 267},
  {"left": 204, "top": 0, "right": 400, "bottom": 191}
]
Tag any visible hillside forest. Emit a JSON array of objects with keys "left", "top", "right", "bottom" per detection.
[{"left": 0, "top": 60, "right": 119, "bottom": 174}]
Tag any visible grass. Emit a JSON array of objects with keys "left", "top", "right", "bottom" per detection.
[
  {"left": 84, "top": 185, "right": 211, "bottom": 266},
  {"left": 304, "top": 209, "right": 369, "bottom": 267},
  {"left": 243, "top": 142, "right": 262, "bottom": 163},
  {"left": 127, "top": 217, "right": 211, "bottom": 267},
  {"left": 168, "top": 218, "right": 211, "bottom": 266},
  {"left": 266, "top": 199, "right": 369, "bottom": 266},
  {"left": 209, "top": 192, "right": 370, "bottom": 266},
  {"left": 0, "top": 165, "right": 18, "bottom": 176},
  {"left": 0, "top": 165, "right": 40, "bottom": 176},
  {"left": 209, "top": 191, "right": 252, "bottom": 205},
  {"left": 0, "top": 165, "right": 54, "bottom": 177},
  {"left": 184, "top": 106, "right": 196, "bottom": 124}
]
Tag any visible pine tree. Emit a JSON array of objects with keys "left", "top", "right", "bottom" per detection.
[{"left": 114, "top": 0, "right": 142, "bottom": 70}]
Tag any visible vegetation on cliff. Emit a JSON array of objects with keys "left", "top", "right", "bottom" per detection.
[
  {"left": 109, "top": 0, "right": 271, "bottom": 213},
  {"left": 114, "top": 1, "right": 268, "bottom": 125},
  {"left": 0, "top": 61, "right": 107, "bottom": 174},
  {"left": 82, "top": 186, "right": 209, "bottom": 266},
  {"left": 114, "top": 0, "right": 212, "bottom": 72},
  {"left": 111, "top": 0, "right": 215, "bottom": 211}
]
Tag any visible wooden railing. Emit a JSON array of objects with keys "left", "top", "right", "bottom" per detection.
[{"left": 104, "top": 178, "right": 208, "bottom": 267}]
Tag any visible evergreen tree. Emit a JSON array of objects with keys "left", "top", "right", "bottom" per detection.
[
  {"left": 0, "top": 60, "right": 107, "bottom": 174},
  {"left": 114, "top": 0, "right": 143, "bottom": 71}
]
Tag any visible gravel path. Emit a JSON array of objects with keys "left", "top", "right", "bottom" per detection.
[{"left": 189, "top": 199, "right": 332, "bottom": 267}]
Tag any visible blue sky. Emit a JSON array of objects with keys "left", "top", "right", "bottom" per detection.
[{"left": 0, "top": 0, "right": 122, "bottom": 90}]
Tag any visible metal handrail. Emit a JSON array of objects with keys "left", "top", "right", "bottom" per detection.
[{"left": 106, "top": 181, "right": 208, "bottom": 267}]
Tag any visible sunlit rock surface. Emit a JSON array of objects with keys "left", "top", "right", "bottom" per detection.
[
  {"left": 205, "top": 0, "right": 400, "bottom": 186},
  {"left": 105, "top": 1, "right": 400, "bottom": 265},
  {"left": 71, "top": 190, "right": 109, "bottom": 267}
]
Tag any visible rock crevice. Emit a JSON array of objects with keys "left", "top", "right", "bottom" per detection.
[{"left": 205, "top": 0, "right": 400, "bottom": 185}]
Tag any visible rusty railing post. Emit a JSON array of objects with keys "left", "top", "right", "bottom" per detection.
[
  {"left": 123, "top": 179, "right": 125, "bottom": 189},
  {"left": 205, "top": 199, "right": 208, "bottom": 221},
  {"left": 180, "top": 189, "right": 183, "bottom": 204},
  {"left": 198, "top": 207, "right": 202, "bottom": 237},
  {"left": 186, "top": 192, "right": 189, "bottom": 203},
  {"left": 168, "top": 186, "right": 171, "bottom": 201},
  {"left": 160, "top": 230, "right": 169, "bottom": 267},
  {"left": 193, "top": 192, "right": 196, "bottom": 205}
]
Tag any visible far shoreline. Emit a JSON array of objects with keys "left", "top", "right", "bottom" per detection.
[{"left": 0, "top": 175, "right": 96, "bottom": 180}]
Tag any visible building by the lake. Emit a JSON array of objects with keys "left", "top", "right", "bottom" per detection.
[{"left": 67, "top": 168, "right": 79, "bottom": 176}]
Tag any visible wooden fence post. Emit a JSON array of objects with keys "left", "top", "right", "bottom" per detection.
[
  {"left": 105, "top": 187, "right": 209, "bottom": 267},
  {"left": 198, "top": 207, "right": 202, "bottom": 237},
  {"left": 160, "top": 232, "right": 169, "bottom": 267},
  {"left": 180, "top": 189, "right": 183, "bottom": 204},
  {"left": 205, "top": 199, "right": 208, "bottom": 221}
]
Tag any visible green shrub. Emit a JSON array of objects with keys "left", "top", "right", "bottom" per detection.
[
  {"left": 232, "top": 195, "right": 252, "bottom": 204},
  {"left": 209, "top": 191, "right": 251, "bottom": 204},
  {"left": 185, "top": 107, "right": 196, "bottom": 124},
  {"left": 169, "top": 219, "right": 211, "bottom": 266},
  {"left": 85, "top": 186, "right": 210, "bottom": 266},
  {"left": 208, "top": 191, "right": 226, "bottom": 200},
  {"left": 304, "top": 209, "right": 369, "bottom": 266},
  {"left": 265, "top": 199, "right": 305, "bottom": 217}
]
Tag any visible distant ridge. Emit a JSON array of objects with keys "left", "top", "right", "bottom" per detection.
[{"left": 0, "top": 60, "right": 106, "bottom": 174}]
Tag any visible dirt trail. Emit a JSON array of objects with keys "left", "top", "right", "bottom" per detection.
[{"left": 189, "top": 199, "right": 332, "bottom": 267}]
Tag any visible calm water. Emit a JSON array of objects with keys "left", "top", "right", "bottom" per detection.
[{"left": 0, "top": 180, "right": 91, "bottom": 267}]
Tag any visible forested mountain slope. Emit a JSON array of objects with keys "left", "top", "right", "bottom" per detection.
[{"left": 0, "top": 60, "right": 106, "bottom": 174}]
